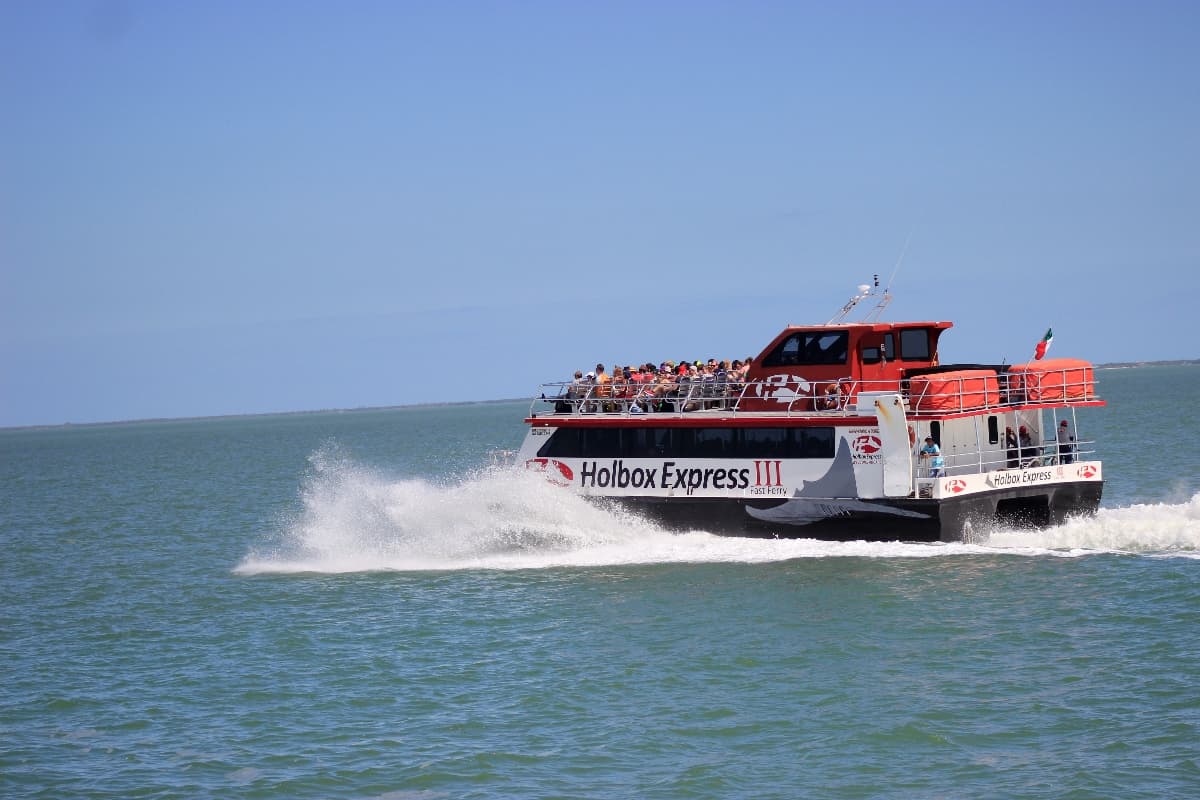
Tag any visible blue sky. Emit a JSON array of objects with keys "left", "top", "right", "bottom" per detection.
[{"left": 2, "top": 0, "right": 1197, "bottom": 427}]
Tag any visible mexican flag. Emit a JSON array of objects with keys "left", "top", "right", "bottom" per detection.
[{"left": 1034, "top": 328, "right": 1054, "bottom": 360}]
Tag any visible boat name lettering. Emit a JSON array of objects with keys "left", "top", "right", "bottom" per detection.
[
  {"left": 580, "top": 460, "right": 658, "bottom": 489},
  {"left": 662, "top": 462, "right": 752, "bottom": 492},
  {"left": 988, "top": 469, "right": 1056, "bottom": 487},
  {"left": 577, "top": 460, "right": 753, "bottom": 492}
]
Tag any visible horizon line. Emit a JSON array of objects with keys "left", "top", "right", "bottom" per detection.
[{"left": 3, "top": 358, "right": 1197, "bottom": 432}]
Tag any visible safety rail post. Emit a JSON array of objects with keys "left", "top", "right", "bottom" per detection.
[{"left": 733, "top": 382, "right": 753, "bottom": 413}]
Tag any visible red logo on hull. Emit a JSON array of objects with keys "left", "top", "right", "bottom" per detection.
[
  {"left": 525, "top": 458, "right": 574, "bottom": 486},
  {"left": 1077, "top": 465, "right": 1098, "bottom": 479},
  {"left": 945, "top": 479, "right": 967, "bottom": 493},
  {"left": 852, "top": 434, "right": 882, "bottom": 455}
]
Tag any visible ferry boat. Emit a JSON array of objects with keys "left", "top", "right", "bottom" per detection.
[{"left": 516, "top": 282, "right": 1104, "bottom": 541}]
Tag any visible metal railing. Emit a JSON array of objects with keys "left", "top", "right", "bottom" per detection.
[
  {"left": 912, "top": 438, "right": 1097, "bottom": 482},
  {"left": 531, "top": 366, "right": 1100, "bottom": 419},
  {"left": 534, "top": 380, "right": 739, "bottom": 417},
  {"left": 532, "top": 380, "right": 867, "bottom": 418}
]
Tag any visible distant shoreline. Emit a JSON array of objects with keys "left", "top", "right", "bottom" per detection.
[
  {"left": 1096, "top": 359, "right": 1199, "bottom": 369},
  {"left": 0, "top": 398, "right": 530, "bottom": 433},
  {"left": 5, "top": 360, "right": 1197, "bottom": 432}
]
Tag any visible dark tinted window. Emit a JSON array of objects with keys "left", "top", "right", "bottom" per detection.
[
  {"left": 797, "top": 427, "right": 835, "bottom": 458},
  {"left": 624, "top": 427, "right": 671, "bottom": 458},
  {"left": 588, "top": 428, "right": 621, "bottom": 458},
  {"left": 539, "top": 426, "right": 836, "bottom": 459},
  {"left": 763, "top": 331, "right": 849, "bottom": 366},
  {"left": 861, "top": 333, "right": 895, "bottom": 365},
  {"left": 899, "top": 329, "right": 931, "bottom": 361},
  {"left": 538, "top": 428, "right": 581, "bottom": 457},
  {"left": 740, "top": 428, "right": 790, "bottom": 457},
  {"left": 693, "top": 428, "right": 733, "bottom": 456}
]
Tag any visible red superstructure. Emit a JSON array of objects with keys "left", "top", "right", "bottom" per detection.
[{"left": 738, "top": 321, "right": 953, "bottom": 413}]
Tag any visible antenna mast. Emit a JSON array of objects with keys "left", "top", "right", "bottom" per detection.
[
  {"left": 863, "top": 227, "right": 912, "bottom": 322},
  {"left": 827, "top": 275, "right": 880, "bottom": 324}
]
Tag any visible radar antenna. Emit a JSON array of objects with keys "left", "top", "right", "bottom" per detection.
[{"left": 826, "top": 275, "right": 880, "bottom": 324}]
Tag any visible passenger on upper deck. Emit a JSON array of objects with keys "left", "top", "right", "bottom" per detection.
[
  {"left": 557, "top": 370, "right": 586, "bottom": 412},
  {"left": 559, "top": 354, "right": 754, "bottom": 414},
  {"left": 593, "top": 364, "right": 612, "bottom": 411},
  {"left": 712, "top": 361, "right": 728, "bottom": 409},
  {"left": 700, "top": 362, "right": 717, "bottom": 408},
  {"left": 609, "top": 367, "right": 628, "bottom": 409},
  {"left": 727, "top": 360, "right": 746, "bottom": 398},
  {"left": 677, "top": 364, "right": 702, "bottom": 411},
  {"left": 582, "top": 371, "right": 597, "bottom": 410}
]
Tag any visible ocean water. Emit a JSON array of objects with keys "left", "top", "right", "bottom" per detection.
[{"left": 2, "top": 366, "right": 1198, "bottom": 799}]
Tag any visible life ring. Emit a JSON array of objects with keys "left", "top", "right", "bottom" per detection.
[{"left": 908, "top": 425, "right": 916, "bottom": 446}]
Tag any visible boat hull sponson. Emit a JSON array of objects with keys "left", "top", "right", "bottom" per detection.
[{"left": 597, "top": 481, "right": 1104, "bottom": 543}]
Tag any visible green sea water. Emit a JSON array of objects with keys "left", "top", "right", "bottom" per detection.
[{"left": 2, "top": 366, "right": 1198, "bottom": 798}]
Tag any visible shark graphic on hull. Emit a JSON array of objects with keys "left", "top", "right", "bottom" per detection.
[{"left": 745, "top": 439, "right": 931, "bottom": 526}]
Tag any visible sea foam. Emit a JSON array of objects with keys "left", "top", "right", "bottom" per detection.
[{"left": 235, "top": 448, "right": 1200, "bottom": 574}]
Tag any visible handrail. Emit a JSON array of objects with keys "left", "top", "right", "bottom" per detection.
[
  {"left": 531, "top": 368, "right": 1101, "bottom": 420},
  {"left": 911, "top": 438, "right": 1096, "bottom": 482}
]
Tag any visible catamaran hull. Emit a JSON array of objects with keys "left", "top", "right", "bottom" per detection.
[{"left": 592, "top": 481, "right": 1104, "bottom": 542}]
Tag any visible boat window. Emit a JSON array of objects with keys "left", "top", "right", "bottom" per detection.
[
  {"left": 862, "top": 333, "right": 894, "bottom": 365},
  {"left": 740, "top": 428, "right": 790, "bottom": 457},
  {"left": 929, "top": 420, "right": 941, "bottom": 445},
  {"left": 987, "top": 416, "right": 999, "bottom": 445},
  {"left": 763, "top": 331, "right": 849, "bottom": 366},
  {"left": 899, "top": 329, "right": 931, "bottom": 361},
  {"left": 538, "top": 426, "right": 837, "bottom": 459},
  {"left": 587, "top": 428, "right": 621, "bottom": 458},
  {"left": 623, "top": 428, "right": 671, "bottom": 458},
  {"left": 693, "top": 428, "right": 733, "bottom": 457},
  {"left": 798, "top": 427, "right": 835, "bottom": 458},
  {"left": 538, "top": 428, "right": 582, "bottom": 457}
]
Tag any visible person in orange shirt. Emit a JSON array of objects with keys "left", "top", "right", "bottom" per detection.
[{"left": 593, "top": 363, "right": 612, "bottom": 411}]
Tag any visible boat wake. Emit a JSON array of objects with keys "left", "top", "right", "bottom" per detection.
[
  {"left": 985, "top": 493, "right": 1200, "bottom": 557},
  {"left": 235, "top": 449, "right": 1200, "bottom": 574}
]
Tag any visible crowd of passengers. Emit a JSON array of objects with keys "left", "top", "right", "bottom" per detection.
[{"left": 559, "top": 360, "right": 754, "bottom": 413}]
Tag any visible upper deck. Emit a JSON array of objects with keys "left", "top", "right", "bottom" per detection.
[{"left": 529, "top": 358, "right": 1103, "bottom": 424}]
